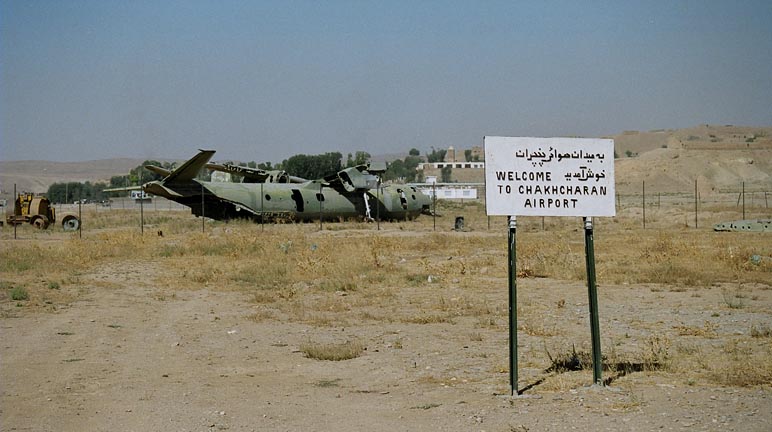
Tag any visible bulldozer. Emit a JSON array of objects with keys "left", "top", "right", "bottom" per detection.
[{"left": 5, "top": 193, "right": 80, "bottom": 231}]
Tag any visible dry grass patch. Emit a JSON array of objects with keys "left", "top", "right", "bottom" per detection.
[
  {"left": 669, "top": 335, "right": 772, "bottom": 387},
  {"left": 706, "top": 340, "right": 772, "bottom": 387},
  {"left": 750, "top": 323, "right": 772, "bottom": 338},
  {"left": 721, "top": 286, "right": 747, "bottom": 309},
  {"left": 402, "top": 314, "right": 455, "bottom": 324},
  {"left": 247, "top": 309, "right": 275, "bottom": 322},
  {"left": 300, "top": 340, "right": 365, "bottom": 361},
  {"left": 519, "top": 322, "right": 559, "bottom": 337},
  {"left": 249, "top": 291, "right": 278, "bottom": 304},
  {"left": 674, "top": 321, "right": 718, "bottom": 338}
]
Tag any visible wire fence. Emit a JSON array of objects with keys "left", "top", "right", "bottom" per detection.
[
  {"left": 4, "top": 182, "right": 770, "bottom": 236},
  {"left": 437, "top": 181, "right": 771, "bottom": 230},
  {"left": 53, "top": 196, "right": 190, "bottom": 213}
]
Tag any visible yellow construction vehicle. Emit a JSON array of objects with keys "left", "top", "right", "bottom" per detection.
[{"left": 5, "top": 193, "right": 80, "bottom": 230}]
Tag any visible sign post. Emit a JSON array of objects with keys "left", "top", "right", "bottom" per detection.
[
  {"left": 507, "top": 216, "right": 518, "bottom": 394},
  {"left": 584, "top": 217, "right": 602, "bottom": 384},
  {"left": 484, "top": 136, "right": 615, "bottom": 393}
]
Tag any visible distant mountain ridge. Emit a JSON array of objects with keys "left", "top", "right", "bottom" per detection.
[{"left": 0, "top": 158, "right": 150, "bottom": 196}]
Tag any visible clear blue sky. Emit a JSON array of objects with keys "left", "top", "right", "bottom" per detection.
[{"left": 2, "top": 0, "right": 771, "bottom": 163}]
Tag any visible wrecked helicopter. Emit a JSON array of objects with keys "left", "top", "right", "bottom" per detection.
[{"left": 107, "top": 150, "right": 433, "bottom": 223}]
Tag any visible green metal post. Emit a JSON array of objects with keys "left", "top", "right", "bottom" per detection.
[
  {"left": 642, "top": 181, "right": 646, "bottom": 229},
  {"left": 584, "top": 217, "right": 603, "bottom": 385},
  {"left": 140, "top": 188, "right": 144, "bottom": 235},
  {"left": 508, "top": 216, "right": 518, "bottom": 395},
  {"left": 694, "top": 179, "right": 698, "bottom": 229},
  {"left": 376, "top": 181, "right": 380, "bottom": 231},
  {"left": 432, "top": 183, "right": 436, "bottom": 231},
  {"left": 260, "top": 183, "right": 264, "bottom": 231},
  {"left": 78, "top": 193, "right": 82, "bottom": 239},
  {"left": 319, "top": 183, "right": 323, "bottom": 231},
  {"left": 13, "top": 184, "right": 17, "bottom": 240}
]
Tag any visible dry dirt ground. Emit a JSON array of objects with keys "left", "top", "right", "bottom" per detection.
[{"left": 2, "top": 222, "right": 771, "bottom": 432}]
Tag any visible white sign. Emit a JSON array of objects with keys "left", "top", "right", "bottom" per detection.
[{"left": 484, "top": 137, "right": 616, "bottom": 217}]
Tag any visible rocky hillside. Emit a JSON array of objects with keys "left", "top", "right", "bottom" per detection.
[{"left": 611, "top": 125, "right": 772, "bottom": 195}]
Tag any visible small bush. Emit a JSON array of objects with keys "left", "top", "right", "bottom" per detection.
[
  {"left": 10, "top": 286, "right": 29, "bottom": 301},
  {"left": 319, "top": 278, "right": 357, "bottom": 292},
  {"left": 300, "top": 340, "right": 364, "bottom": 361},
  {"left": 722, "top": 288, "right": 745, "bottom": 309}
]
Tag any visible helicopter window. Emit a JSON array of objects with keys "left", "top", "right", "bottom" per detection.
[
  {"left": 316, "top": 193, "right": 325, "bottom": 201},
  {"left": 291, "top": 189, "right": 304, "bottom": 212},
  {"left": 265, "top": 194, "right": 271, "bottom": 201},
  {"left": 412, "top": 194, "right": 416, "bottom": 200}
]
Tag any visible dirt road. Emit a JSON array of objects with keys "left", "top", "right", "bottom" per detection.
[{"left": 3, "top": 251, "right": 771, "bottom": 432}]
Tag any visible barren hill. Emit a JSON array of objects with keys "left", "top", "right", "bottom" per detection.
[
  {"left": 610, "top": 125, "right": 772, "bottom": 195},
  {"left": 0, "top": 158, "right": 148, "bottom": 196}
]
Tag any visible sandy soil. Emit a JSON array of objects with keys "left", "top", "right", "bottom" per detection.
[{"left": 2, "top": 243, "right": 771, "bottom": 432}]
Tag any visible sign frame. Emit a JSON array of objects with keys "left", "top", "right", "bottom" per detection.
[
  {"left": 485, "top": 136, "right": 615, "bottom": 217},
  {"left": 484, "top": 136, "right": 613, "bottom": 395}
]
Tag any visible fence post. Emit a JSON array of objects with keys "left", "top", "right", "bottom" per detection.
[
  {"left": 694, "top": 179, "right": 698, "bottom": 229},
  {"left": 642, "top": 181, "right": 646, "bottom": 229},
  {"left": 13, "top": 183, "right": 17, "bottom": 239},
  {"left": 742, "top": 182, "right": 745, "bottom": 219}
]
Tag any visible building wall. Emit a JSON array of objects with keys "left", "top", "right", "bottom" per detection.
[
  {"left": 445, "top": 146, "right": 456, "bottom": 162},
  {"left": 469, "top": 146, "right": 484, "bottom": 161},
  {"left": 416, "top": 185, "right": 478, "bottom": 200},
  {"left": 419, "top": 145, "right": 486, "bottom": 183},
  {"left": 420, "top": 165, "right": 484, "bottom": 183}
]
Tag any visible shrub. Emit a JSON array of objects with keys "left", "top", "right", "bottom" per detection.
[
  {"left": 10, "top": 286, "right": 29, "bottom": 301},
  {"left": 300, "top": 340, "right": 364, "bottom": 361}
]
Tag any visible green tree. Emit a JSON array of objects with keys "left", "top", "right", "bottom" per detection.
[
  {"left": 384, "top": 149, "right": 426, "bottom": 182},
  {"left": 355, "top": 151, "right": 371, "bottom": 166},
  {"left": 403, "top": 154, "right": 421, "bottom": 182},
  {"left": 426, "top": 147, "right": 446, "bottom": 163},
  {"left": 383, "top": 159, "right": 405, "bottom": 181},
  {"left": 346, "top": 151, "right": 371, "bottom": 167},
  {"left": 47, "top": 181, "right": 108, "bottom": 203},
  {"left": 109, "top": 175, "right": 130, "bottom": 188},
  {"left": 129, "top": 160, "right": 166, "bottom": 183},
  {"left": 283, "top": 152, "right": 342, "bottom": 179},
  {"left": 440, "top": 166, "right": 453, "bottom": 183}
]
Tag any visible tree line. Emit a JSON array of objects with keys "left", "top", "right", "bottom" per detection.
[{"left": 46, "top": 181, "right": 109, "bottom": 204}]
